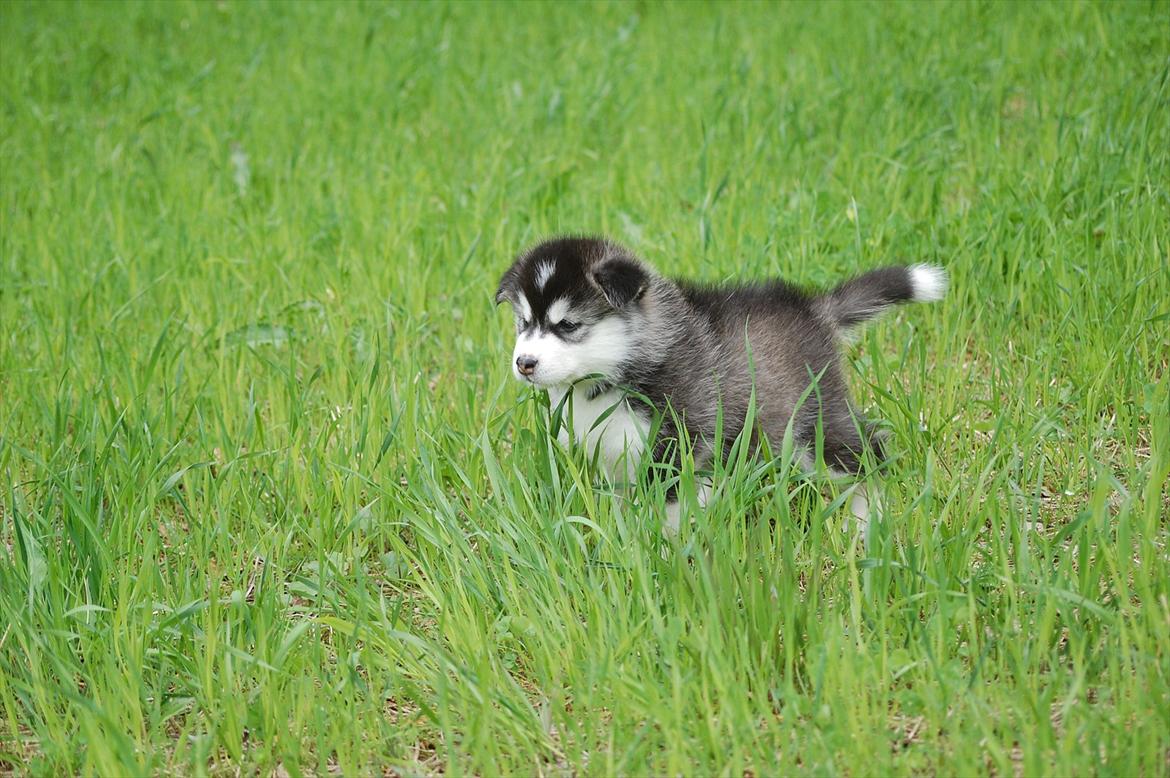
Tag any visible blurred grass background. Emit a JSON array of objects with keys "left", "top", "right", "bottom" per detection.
[{"left": 1, "top": 1, "right": 1167, "bottom": 775}]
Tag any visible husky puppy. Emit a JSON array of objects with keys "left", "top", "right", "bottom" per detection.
[{"left": 495, "top": 236, "right": 947, "bottom": 533}]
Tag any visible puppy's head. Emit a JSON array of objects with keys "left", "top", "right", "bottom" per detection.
[{"left": 496, "top": 236, "right": 649, "bottom": 387}]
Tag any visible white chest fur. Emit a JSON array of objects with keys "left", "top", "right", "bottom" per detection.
[{"left": 547, "top": 385, "right": 650, "bottom": 482}]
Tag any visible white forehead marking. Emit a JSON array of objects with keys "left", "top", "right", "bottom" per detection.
[
  {"left": 517, "top": 294, "right": 532, "bottom": 322},
  {"left": 546, "top": 297, "right": 570, "bottom": 325},
  {"left": 535, "top": 261, "right": 556, "bottom": 290}
]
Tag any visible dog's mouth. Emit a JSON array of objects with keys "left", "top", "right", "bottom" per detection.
[
  {"left": 513, "top": 365, "right": 572, "bottom": 388},
  {"left": 518, "top": 373, "right": 554, "bottom": 387},
  {"left": 512, "top": 366, "right": 542, "bottom": 385}
]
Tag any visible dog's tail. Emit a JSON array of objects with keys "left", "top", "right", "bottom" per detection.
[{"left": 816, "top": 265, "right": 948, "bottom": 331}]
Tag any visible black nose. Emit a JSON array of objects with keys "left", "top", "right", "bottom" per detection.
[{"left": 516, "top": 355, "right": 538, "bottom": 376}]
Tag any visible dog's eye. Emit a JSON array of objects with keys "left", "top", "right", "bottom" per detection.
[
  {"left": 559, "top": 321, "right": 580, "bottom": 333},
  {"left": 518, "top": 319, "right": 531, "bottom": 330}
]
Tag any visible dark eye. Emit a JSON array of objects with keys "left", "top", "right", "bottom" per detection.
[
  {"left": 518, "top": 319, "right": 531, "bottom": 330},
  {"left": 559, "top": 321, "right": 580, "bottom": 333}
]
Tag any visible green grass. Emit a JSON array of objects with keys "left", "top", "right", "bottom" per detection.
[{"left": 2, "top": 1, "right": 1168, "bottom": 775}]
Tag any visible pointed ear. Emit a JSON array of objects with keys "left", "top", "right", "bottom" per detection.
[
  {"left": 591, "top": 258, "right": 648, "bottom": 308},
  {"left": 495, "top": 270, "right": 517, "bottom": 305}
]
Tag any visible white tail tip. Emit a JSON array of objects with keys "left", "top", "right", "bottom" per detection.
[{"left": 909, "top": 264, "right": 948, "bottom": 303}]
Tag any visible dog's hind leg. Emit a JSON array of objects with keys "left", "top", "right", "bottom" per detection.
[
  {"left": 821, "top": 416, "right": 887, "bottom": 543},
  {"left": 847, "top": 479, "right": 882, "bottom": 540}
]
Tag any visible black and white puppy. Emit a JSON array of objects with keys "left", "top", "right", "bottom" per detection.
[{"left": 495, "top": 236, "right": 947, "bottom": 533}]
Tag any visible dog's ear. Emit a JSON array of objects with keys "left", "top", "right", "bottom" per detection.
[
  {"left": 591, "top": 258, "right": 647, "bottom": 308},
  {"left": 495, "top": 270, "right": 517, "bottom": 306}
]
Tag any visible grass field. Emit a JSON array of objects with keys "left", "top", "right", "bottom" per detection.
[{"left": 2, "top": 1, "right": 1168, "bottom": 775}]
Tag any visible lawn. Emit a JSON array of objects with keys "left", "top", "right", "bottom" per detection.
[{"left": 1, "top": 1, "right": 1168, "bottom": 775}]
